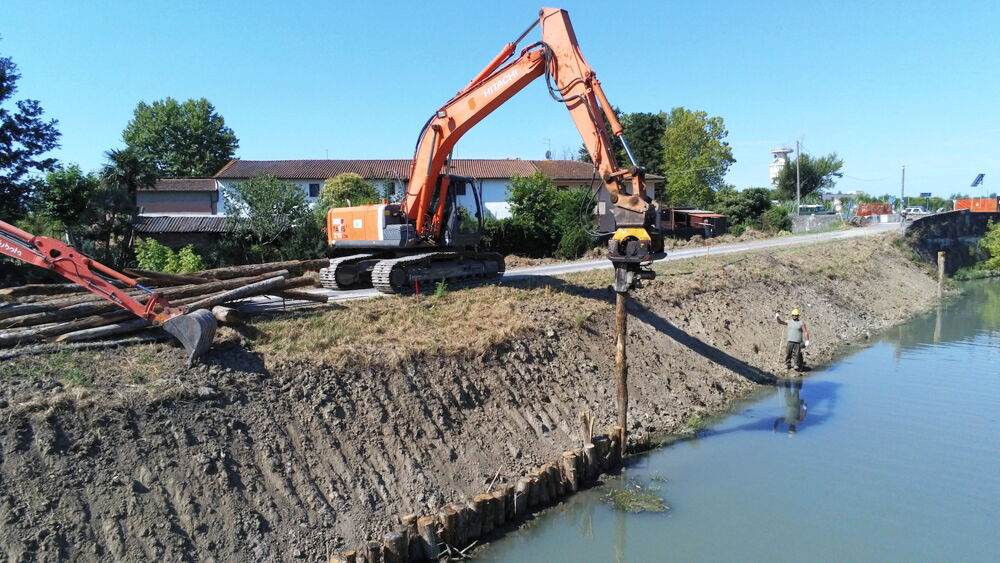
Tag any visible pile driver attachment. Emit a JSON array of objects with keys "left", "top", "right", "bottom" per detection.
[{"left": 0, "top": 220, "right": 217, "bottom": 365}]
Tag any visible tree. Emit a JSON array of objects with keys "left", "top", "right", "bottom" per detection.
[
  {"left": 35, "top": 164, "right": 100, "bottom": 245},
  {"left": 224, "top": 173, "right": 311, "bottom": 262},
  {"left": 101, "top": 147, "right": 157, "bottom": 203},
  {"left": 122, "top": 97, "right": 238, "bottom": 177},
  {"left": 775, "top": 152, "right": 843, "bottom": 200},
  {"left": 979, "top": 220, "right": 1000, "bottom": 271},
  {"left": 619, "top": 112, "right": 667, "bottom": 174},
  {"left": 0, "top": 53, "right": 60, "bottom": 220},
  {"left": 578, "top": 106, "right": 626, "bottom": 165},
  {"left": 508, "top": 171, "right": 560, "bottom": 255},
  {"left": 661, "top": 107, "right": 735, "bottom": 207},
  {"left": 316, "top": 173, "right": 380, "bottom": 216},
  {"left": 712, "top": 186, "right": 772, "bottom": 227}
]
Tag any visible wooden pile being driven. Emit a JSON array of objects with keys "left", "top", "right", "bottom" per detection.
[{"left": 0, "top": 259, "right": 331, "bottom": 356}]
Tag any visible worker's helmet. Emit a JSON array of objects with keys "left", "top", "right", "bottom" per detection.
[{"left": 791, "top": 309, "right": 801, "bottom": 316}]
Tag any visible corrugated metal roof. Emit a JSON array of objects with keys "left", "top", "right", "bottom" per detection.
[
  {"left": 134, "top": 215, "right": 230, "bottom": 233},
  {"left": 138, "top": 179, "right": 217, "bottom": 192}
]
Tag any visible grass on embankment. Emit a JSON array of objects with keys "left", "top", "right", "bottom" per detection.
[
  {"left": 1, "top": 232, "right": 924, "bottom": 379},
  {"left": 250, "top": 232, "right": 919, "bottom": 368}
]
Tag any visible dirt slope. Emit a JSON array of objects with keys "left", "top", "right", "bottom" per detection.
[{"left": 0, "top": 234, "right": 940, "bottom": 561}]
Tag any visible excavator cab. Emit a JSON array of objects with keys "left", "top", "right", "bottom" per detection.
[{"left": 441, "top": 175, "right": 485, "bottom": 249}]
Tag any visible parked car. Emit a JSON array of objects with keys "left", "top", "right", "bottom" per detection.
[
  {"left": 903, "top": 206, "right": 930, "bottom": 215},
  {"left": 798, "top": 204, "right": 835, "bottom": 215}
]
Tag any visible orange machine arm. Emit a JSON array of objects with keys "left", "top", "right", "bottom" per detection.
[
  {"left": 0, "top": 219, "right": 179, "bottom": 324},
  {"left": 403, "top": 7, "right": 652, "bottom": 241}
]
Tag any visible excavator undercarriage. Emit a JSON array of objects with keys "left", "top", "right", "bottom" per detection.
[{"left": 320, "top": 250, "right": 504, "bottom": 294}]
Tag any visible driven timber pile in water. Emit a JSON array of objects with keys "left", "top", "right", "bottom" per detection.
[{"left": 0, "top": 258, "right": 330, "bottom": 357}]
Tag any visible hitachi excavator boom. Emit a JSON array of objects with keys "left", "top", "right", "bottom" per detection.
[
  {"left": 0, "top": 219, "right": 217, "bottom": 365},
  {"left": 320, "top": 7, "right": 663, "bottom": 295}
]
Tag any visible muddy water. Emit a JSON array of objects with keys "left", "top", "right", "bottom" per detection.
[{"left": 482, "top": 282, "right": 1000, "bottom": 562}]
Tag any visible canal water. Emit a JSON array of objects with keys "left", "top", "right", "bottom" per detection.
[{"left": 482, "top": 282, "right": 1000, "bottom": 562}]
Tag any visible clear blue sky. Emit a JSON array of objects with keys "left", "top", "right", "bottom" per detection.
[{"left": 4, "top": 0, "right": 998, "bottom": 199}]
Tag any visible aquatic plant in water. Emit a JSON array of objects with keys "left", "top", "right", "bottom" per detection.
[{"left": 602, "top": 480, "right": 668, "bottom": 513}]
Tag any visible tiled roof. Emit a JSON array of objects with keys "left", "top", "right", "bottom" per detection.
[
  {"left": 216, "top": 159, "right": 581, "bottom": 181},
  {"left": 138, "top": 179, "right": 217, "bottom": 192},
  {"left": 134, "top": 215, "right": 230, "bottom": 233},
  {"left": 533, "top": 160, "right": 599, "bottom": 181}
]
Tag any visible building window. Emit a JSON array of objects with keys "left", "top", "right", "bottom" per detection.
[
  {"left": 309, "top": 183, "right": 320, "bottom": 198},
  {"left": 455, "top": 182, "right": 467, "bottom": 196},
  {"left": 385, "top": 181, "right": 395, "bottom": 196}
]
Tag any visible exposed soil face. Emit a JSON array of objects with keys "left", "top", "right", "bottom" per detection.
[{"left": 0, "top": 234, "right": 940, "bottom": 561}]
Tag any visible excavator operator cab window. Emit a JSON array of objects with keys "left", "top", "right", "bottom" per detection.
[{"left": 443, "top": 175, "right": 484, "bottom": 248}]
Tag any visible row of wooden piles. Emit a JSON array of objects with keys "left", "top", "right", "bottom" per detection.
[
  {"left": 333, "top": 425, "right": 624, "bottom": 563},
  {"left": 0, "top": 258, "right": 332, "bottom": 352}
]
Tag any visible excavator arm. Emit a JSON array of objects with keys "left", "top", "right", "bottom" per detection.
[
  {"left": 0, "top": 219, "right": 216, "bottom": 364},
  {"left": 403, "top": 7, "right": 662, "bottom": 291}
]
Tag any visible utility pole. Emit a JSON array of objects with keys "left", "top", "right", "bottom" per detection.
[
  {"left": 795, "top": 140, "right": 802, "bottom": 215},
  {"left": 901, "top": 165, "right": 906, "bottom": 207}
]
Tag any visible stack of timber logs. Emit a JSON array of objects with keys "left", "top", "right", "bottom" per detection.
[
  {"left": 331, "top": 424, "right": 626, "bottom": 563},
  {"left": 0, "top": 259, "right": 330, "bottom": 353}
]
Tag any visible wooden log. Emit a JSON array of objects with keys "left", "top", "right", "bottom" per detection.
[
  {"left": 938, "top": 250, "right": 946, "bottom": 298},
  {"left": 490, "top": 489, "right": 506, "bottom": 529},
  {"left": 382, "top": 532, "right": 405, "bottom": 563},
  {"left": 401, "top": 515, "right": 422, "bottom": 563},
  {"left": 364, "top": 541, "right": 381, "bottom": 563},
  {"left": 416, "top": 515, "right": 441, "bottom": 560},
  {"left": 451, "top": 503, "right": 475, "bottom": 548},
  {"left": 533, "top": 469, "right": 550, "bottom": 506},
  {"left": 501, "top": 484, "right": 515, "bottom": 522},
  {"left": 0, "top": 283, "right": 85, "bottom": 298},
  {"left": 514, "top": 477, "right": 530, "bottom": 517},
  {"left": 545, "top": 463, "right": 562, "bottom": 501},
  {"left": 342, "top": 551, "right": 357, "bottom": 563},
  {"left": 0, "top": 270, "right": 290, "bottom": 329},
  {"left": 582, "top": 443, "right": 599, "bottom": 481},
  {"left": 593, "top": 435, "right": 612, "bottom": 472},
  {"left": 183, "top": 274, "right": 288, "bottom": 311},
  {"left": 437, "top": 505, "right": 459, "bottom": 547},
  {"left": 195, "top": 258, "right": 330, "bottom": 280},
  {"left": 609, "top": 426, "right": 624, "bottom": 468},
  {"left": 55, "top": 318, "right": 152, "bottom": 343},
  {"left": 562, "top": 451, "right": 579, "bottom": 494},
  {"left": 124, "top": 268, "right": 211, "bottom": 285},
  {"left": 579, "top": 411, "right": 593, "bottom": 446},
  {"left": 460, "top": 498, "right": 481, "bottom": 544},
  {"left": 474, "top": 493, "right": 493, "bottom": 536},
  {"left": 615, "top": 292, "right": 629, "bottom": 447},
  {"left": 271, "top": 289, "right": 329, "bottom": 303},
  {"left": 211, "top": 305, "right": 242, "bottom": 324}
]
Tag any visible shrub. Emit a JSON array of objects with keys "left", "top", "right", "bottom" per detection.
[
  {"left": 979, "top": 220, "right": 1000, "bottom": 270},
  {"left": 761, "top": 206, "right": 792, "bottom": 233},
  {"left": 135, "top": 238, "right": 205, "bottom": 273}
]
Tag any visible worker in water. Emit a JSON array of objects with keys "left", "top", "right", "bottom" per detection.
[
  {"left": 773, "top": 378, "right": 808, "bottom": 434},
  {"left": 775, "top": 308, "right": 810, "bottom": 371}
]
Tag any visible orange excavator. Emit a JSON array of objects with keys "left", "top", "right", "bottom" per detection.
[
  {"left": 320, "top": 7, "right": 663, "bottom": 295},
  {"left": 0, "top": 219, "right": 217, "bottom": 365}
]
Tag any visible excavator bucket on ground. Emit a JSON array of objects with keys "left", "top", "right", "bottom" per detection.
[{"left": 162, "top": 309, "right": 218, "bottom": 367}]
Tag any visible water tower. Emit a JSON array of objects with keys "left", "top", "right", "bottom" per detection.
[{"left": 770, "top": 147, "right": 793, "bottom": 186}]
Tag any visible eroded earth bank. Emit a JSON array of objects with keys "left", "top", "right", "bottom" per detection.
[{"left": 0, "top": 234, "right": 940, "bottom": 561}]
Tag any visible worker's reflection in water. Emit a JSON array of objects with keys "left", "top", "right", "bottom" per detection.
[{"left": 773, "top": 379, "right": 808, "bottom": 435}]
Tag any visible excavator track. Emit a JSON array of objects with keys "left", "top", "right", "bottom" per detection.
[
  {"left": 371, "top": 251, "right": 504, "bottom": 295},
  {"left": 319, "top": 253, "right": 378, "bottom": 290}
]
